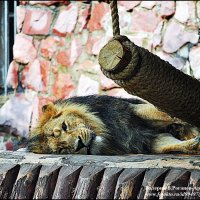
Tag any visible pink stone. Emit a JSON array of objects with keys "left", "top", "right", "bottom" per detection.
[
  {"left": 21, "top": 59, "right": 44, "bottom": 92},
  {"left": 174, "top": 1, "right": 196, "bottom": 25},
  {"left": 197, "top": 1, "right": 200, "bottom": 18},
  {"left": 163, "top": 20, "right": 199, "bottom": 53},
  {"left": 29, "top": 1, "right": 68, "bottom": 6},
  {"left": 76, "top": 74, "right": 99, "bottom": 96},
  {"left": 51, "top": 73, "right": 75, "bottom": 99},
  {"left": 53, "top": 4, "right": 78, "bottom": 37},
  {"left": 118, "top": 1, "right": 141, "bottom": 10},
  {"left": 75, "top": 4, "right": 90, "bottom": 33},
  {"left": 153, "top": 21, "right": 164, "bottom": 48},
  {"left": 17, "top": 6, "right": 26, "bottom": 33},
  {"left": 22, "top": 8, "right": 52, "bottom": 35},
  {"left": 87, "top": 2, "right": 110, "bottom": 32},
  {"left": 131, "top": 10, "right": 162, "bottom": 32},
  {"left": 0, "top": 93, "right": 37, "bottom": 138},
  {"left": 75, "top": 60, "right": 101, "bottom": 74},
  {"left": 141, "top": 1, "right": 156, "bottom": 9},
  {"left": 13, "top": 33, "right": 37, "bottom": 64},
  {"left": 189, "top": 45, "right": 200, "bottom": 79},
  {"left": 57, "top": 51, "right": 69, "bottom": 66},
  {"left": 107, "top": 88, "right": 135, "bottom": 99},
  {"left": 40, "top": 36, "right": 59, "bottom": 59},
  {"left": 128, "top": 34, "right": 153, "bottom": 52},
  {"left": 155, "top": 50, "right": 185, "bottom": 71},
  {"left": 39, "top": 59, "right": 51, "bottom": 93},
  {"left": 6, "top": 61, "right": 19, "bottom": 89},
  {"left": 159, "top": 1, "right": 175, "bottom": 18},
  {"left": 57, "top": 38, "right": 82, "bottom": 67},
  {"left": 68, "top": 37, "right": 82, "bottom": 66},
  {"left": 100, "top": 71, "right": 119, "bottom": 90},
  {"left": 20, "top": 1, "right": 27, "bottom": 5},
  {"left": 87, "top": 34, "right": 111, "bottom": 55}
]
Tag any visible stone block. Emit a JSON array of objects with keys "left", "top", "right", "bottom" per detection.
[
  {"left": 13, "top": 33, "right": 37, "bottom": 64},
  {"left": 22, "top": 8, "right": 52, "bottom": 35},
  {"left": 53, "top": 4, "right": 78, "bottom": 36}
]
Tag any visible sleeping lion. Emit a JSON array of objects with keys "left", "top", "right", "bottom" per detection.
[{"left": 28, "top": 95, "right": 200, "bottom": 155}]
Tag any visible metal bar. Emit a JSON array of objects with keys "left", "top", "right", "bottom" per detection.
[
  {"left": 14, "top": 0, "right": 17, "bottom": 36},
  {"left": 3, "top": 1, "right": 9, "bottom": 96}
]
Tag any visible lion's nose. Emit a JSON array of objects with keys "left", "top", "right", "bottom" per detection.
[{"left": 75, "top": 136, "right": 86, "bottom": 152}]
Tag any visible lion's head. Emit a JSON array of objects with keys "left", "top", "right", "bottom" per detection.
[{"left": 28, "top": 101, "right": 107, "bottom": 154}]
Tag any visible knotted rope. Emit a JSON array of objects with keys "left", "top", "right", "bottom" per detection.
[{"left": 99, "top": 1, "right": 200, "bottom": 128}]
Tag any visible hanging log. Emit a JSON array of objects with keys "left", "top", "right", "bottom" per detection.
[{"left": 99, "top": 35, "right": 200, "bottom": 128}]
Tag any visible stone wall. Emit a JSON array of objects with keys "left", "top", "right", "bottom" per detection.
[{"left": 0, "top": 1, "right": 200, "bottom": 149}]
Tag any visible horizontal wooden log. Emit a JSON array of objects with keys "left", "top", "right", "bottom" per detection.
[
  {"left": 0, "top": 164, "right": 20, "bottom": 199},
  {"left": 0, "top": 151, "right": 200, "bottom": 170},
  {"left": 160, "top": 169, "right": 191, "bottom": 199},
  {"left": 97, "top": 168, "right": 123, "bottom": 199},
  {"left": 52, "top": 166, "right": 82, "bottom": 199},
  {"left": 11, "top": 164, "right": 41, "bottom": 199},
  {"left": 33, "top": 165, "right": 61, "bottom": 199},
  {"left": 137, "top": 168, "right": 169, "bottom": 199},
  {"left": 114, "top": 168, "right": 145, "bottom": 199},
  {"left": 73, "top": 166, "right": 105, "bottom": 199}
]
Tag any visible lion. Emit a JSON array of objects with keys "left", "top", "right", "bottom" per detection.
[{"left": 28, "top": 95, "right": 200, "bottom": 155}]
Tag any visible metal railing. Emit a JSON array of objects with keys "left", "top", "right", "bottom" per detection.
[{"left": 0, "top": 1, "right": 18, "bottom": 96}]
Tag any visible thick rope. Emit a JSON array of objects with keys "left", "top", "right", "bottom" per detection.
[
  {"left": 110, "top": 0, "right": 120, "bottom": 36},
  {"left": 100, "top": 36, "right": 200, "bottom": 128}
]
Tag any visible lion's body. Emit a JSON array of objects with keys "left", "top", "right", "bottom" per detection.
[{"left": 29, "top": 95, "right": 200, "bottom": 155}]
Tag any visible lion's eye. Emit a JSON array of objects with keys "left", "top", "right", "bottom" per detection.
[{"left": 62, "top": 121, "right": 68, "bottom": 131}]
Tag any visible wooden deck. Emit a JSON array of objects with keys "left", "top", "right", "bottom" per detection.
[{"left": 0, "top": 150, "right": 200, "bottom": 199}]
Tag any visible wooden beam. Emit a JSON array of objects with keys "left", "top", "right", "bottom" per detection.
[{"left": 0, "top": 151, "right": 200, "bottom": 170}]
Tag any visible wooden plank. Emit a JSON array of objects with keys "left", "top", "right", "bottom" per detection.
[
  {"left": 97, "top": 167, "right": 123, "bottom": 199},
  {"left": 114, "top": 168, "right": 146, "bottom": 199},
  {"left": 33, "top": 165, "right": 60, "bottom": 199},
  {"left": 52, "top": 165, "right": 82, "bottom": 199},
  {"left": 11, "top": 164, "right": 41, "bottom": 199},
  {"left": 0, "top": 151, "right": 200, "bottom": 170},
  {"left": 0, "top": 164, "right": 20, "bottom": 199},
  {"left": 185, "top": 170, "right": 200, "bottom": 199},
  {"left": 73, "top": 166, "right": 105, "bottom": 199},
  {"left": 160, "top": 169, "right": 191, "bottom": 199},
  {"left": 137, "top": 168, "right": 169, "bottom": 199}
]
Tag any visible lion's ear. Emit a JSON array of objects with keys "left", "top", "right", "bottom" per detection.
[{"left": 42, "top": 102, "right": 55, "bottom": 113}]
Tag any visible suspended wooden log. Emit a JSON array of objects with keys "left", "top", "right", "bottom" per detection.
[{"left": 98, "top": 1, "right": 200, "bottom": 128}]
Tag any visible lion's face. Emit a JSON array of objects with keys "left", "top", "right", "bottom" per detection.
[{"left": 29, "top": 102, "right": 106, "bottom": 154}]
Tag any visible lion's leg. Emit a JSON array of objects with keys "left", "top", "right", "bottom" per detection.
[
  {"left": 151, "top": 133, "right": 200, "bottom": 154},
  {"left": 133, "top": 103, "right": 200, "bottom": 140},
  {"left": 133, "top": 103, "right": 178, "bottom": 127}
]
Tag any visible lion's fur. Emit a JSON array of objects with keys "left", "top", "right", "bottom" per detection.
[{"left": 29, "top": 95, "right": 200, "bottom": 155}]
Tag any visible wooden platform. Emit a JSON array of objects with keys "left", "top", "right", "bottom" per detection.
[{"left": 0, "top": 150, "right": 200, "bottom": 199}]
